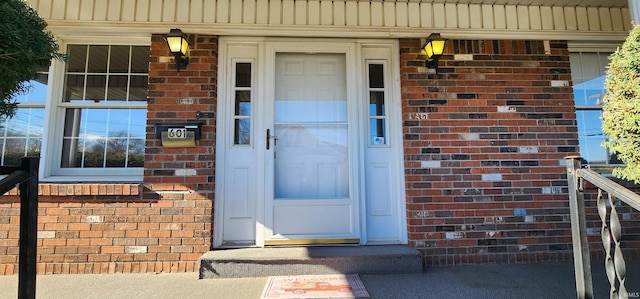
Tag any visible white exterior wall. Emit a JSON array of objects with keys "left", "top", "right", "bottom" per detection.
[{"left": 28, "top": 0, "right": 631, "bottom": 41}]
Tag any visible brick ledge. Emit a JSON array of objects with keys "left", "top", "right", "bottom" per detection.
[{"left": 4, "top": 183, "right": 141, "bottom": 196}]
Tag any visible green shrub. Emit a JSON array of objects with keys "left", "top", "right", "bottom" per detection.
[
  {"left": 603, "top": 24, "right": 640, "bottom": 183},
  {"left": 0, "top": 0, "right": 64, "bottom": 117}
]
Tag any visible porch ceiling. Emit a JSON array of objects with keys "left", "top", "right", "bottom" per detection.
[{"left": 411, "top": 0, "right": 627, "bottom": 8}]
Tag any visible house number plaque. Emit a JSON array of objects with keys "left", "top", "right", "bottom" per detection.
[
  {"left": 409, "top": 113, "right": 428, "bottom": 120},
  {"left": 155, "top": 123, "right": 202, "bottom": 148},
  {"left": 167, "top": 128, "right": 187, "bottom": 139}
]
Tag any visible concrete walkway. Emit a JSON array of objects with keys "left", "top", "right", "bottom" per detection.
[{"left": 1, "top": 261, "right": 639, "bottom": 299}]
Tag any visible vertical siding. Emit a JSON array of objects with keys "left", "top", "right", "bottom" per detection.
[
  {"left": 469, "top": 5, "right": 482, "bottom": 29},
  {"left": 229, "top": 0, "right": 242, "bottom": 24},
  {"left": 320, "top": 0, "right": 332, "bottom": 25},
  {"left": 190, "top": 0, "right": 203, "bottom": 23},
  {"left": 494, "top": 5, "right": 507, "bottom": 29},
  {"left": 217, "top": 0, "right": 229, "bottom": 23},
  {"left": 541, "top": 6, "right": 554, "bottom": 30},
  {"left": 408, "top": 2, "right": 420, "bottom": 28},
  {"left": 161, "top": 0, "right": 175, "bottom": 22},
  {"left": 345, "top": 1, "right": 357, "bottom": 26},
  {"left": 334, "top": 1, "right": 345, "bottom": 26},
  {"left": 29, "top": 0, "right": 632, "bottom": 35},
  {"left": 384, "top": 2, "right": 396, "bottom": 27},
  {"left": 269, "top": 0, "right": 281, "bottom": 25},
  {"left": 136, "top": 0, "right": 149, "bottom": 22},
  {"left": 370, "top": 2, "right": 384, "bottom": 27},
  {"left": 396, "top": 2, "right": 408, "bottom": 27},
  {"left": 359, "top": 2, "right": 371, "bottom": 27},
  {"left": 308, "top": 1, "right": 320, "bottom": 25},
  {"left": 257, "top": 0, "right": 269, "bottom": 24},
  {"left": 458, "top": 4, "right": 470, "bottom": 29},
  {"left": 294, "top": 0, "right": 307, "bottom": 25},
  {"left": 66, "top": 0, "right": 80, "bottom": 20}
]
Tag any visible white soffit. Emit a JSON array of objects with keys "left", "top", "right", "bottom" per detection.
[
  {"left": 424, "top": 0, "right": 626, "bottom": 8},
  {"left": 28, "top": 0, "right": 631, "bottom": 41}
]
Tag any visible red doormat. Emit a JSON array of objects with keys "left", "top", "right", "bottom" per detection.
[{"left": 260, "top": 274, "right": 370, "bottom": 298}]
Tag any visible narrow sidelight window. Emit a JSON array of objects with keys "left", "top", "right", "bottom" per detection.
[
  {"left": 233, "top": 62, "right": 252, "bottom": 145},
  {"left": 368, "top": 63, "right": 386, "bottom": 145}
]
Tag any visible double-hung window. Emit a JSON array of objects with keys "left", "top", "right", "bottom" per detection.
[
  {"left": 3, "top": 41, "right": 150, "bottom": 182},
  {"left": 570, "top": 50, "right": 621, "bottom": 165}
]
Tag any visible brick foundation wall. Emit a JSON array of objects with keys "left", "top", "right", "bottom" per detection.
[
  {"left": 401, "top": 39, "right": 580, "bottom": 266},
  {"left": 0, "top": 184, "right": 206, "bottom": 274}
]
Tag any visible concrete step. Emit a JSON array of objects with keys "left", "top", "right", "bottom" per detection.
[{"left": 199, "top": 245, "right": 423, "bottom": 279}]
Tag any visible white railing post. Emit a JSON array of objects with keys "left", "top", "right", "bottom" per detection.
[{"left": 565, "top": 156, "right": 594, "bottom": 299}]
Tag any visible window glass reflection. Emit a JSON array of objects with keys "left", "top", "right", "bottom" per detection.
[
  {"left": 571, "top": 51, "right": 614, "bottom": 164},
  {"left": 131, "top": 46, "right": 150, "bottom": 73},
  {"left": 234, "top": 119, "right": 250, "bottom": 145},
  {"left": 64, "top": 75, "right": 86, "bottom": 102},
  {"left": 107, "top": 75, "right": 128, "bottom": 101},
  {"left": 573, "top": 75, "right": 605, "bottom": 106},
  {"left": 87, "top": 45, "right": 109, "bottom": 73},
  {"left": 235, "top": 91, "right": 251, "bottom": 116},
  {"left": 67, "top": 45, "right": 88, "bottom": 72},
  {"left": 370, "top": 91, "right": 385, "bottom": 116},
  {"left": 129, "top": 75, "right": 148, "bottom": 101},
  {"left": 236, "top": 63, "right": 251, "bottom": 87},
  {"left": 109, "top": 45, "right": 130, "bottom": 73},
  {"left": 369, "top": 64, "right": 384, "bottom": 88},
  {"left": 576, "top": 110, "right": 605, "bottom": 163},
  {"left": 61, "top": 108, "right": 146, "bottom": 168},
  {"left": 0, "top": 108, "right": 44, "bottom": 166},
  {"left": 59, "top": 44, "right": 149, "bottom": 170},
  {"left": 370, "top": 119, "right": 385, "bottom": 144},
  {"left": 11, "top": 74, "right": 48, "bottom": 103}
]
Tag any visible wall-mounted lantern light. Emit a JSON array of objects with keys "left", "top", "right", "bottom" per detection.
[
  {"left": 165, "top": 28, "right": 190, "bottom": 72},
  {"left": 421, "top": 33, "right": 448, "bottom": 70}
]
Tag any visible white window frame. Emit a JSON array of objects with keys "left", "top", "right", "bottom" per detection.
[
  {"left": 41, "top": 36, "right": 151, "bottom": 182},
  {"left": 569, "top": 43, "right": 622, "bottom": 166}
]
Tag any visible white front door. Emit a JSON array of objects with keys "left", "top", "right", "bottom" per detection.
[
  {"left": 263, "top": 52, "right": 360, "bottom": 245},
  {"left": 214, "top": 38, "right": 406, "bottom": 247}
]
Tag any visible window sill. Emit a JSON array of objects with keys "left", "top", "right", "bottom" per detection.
[{"left": 3, "top": 183, "right": 141, "bottom": 197}]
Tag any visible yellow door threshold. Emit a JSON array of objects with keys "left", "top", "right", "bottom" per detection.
[{"left": 264, "top": 238, "right": 360, "bottom": 246}]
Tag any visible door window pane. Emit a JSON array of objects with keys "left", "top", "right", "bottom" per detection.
[
  {"left": 274, "top": 53, "right": 349, "bottom": 199},
  {"left": 368, "top": 64, "right": 384, "bottom": 88},
  {"left": 236, "top": 63, "right": 251, "bottom": 87},
  {"left": 235, "top": 91, "right": 251, "bottom": 116},
  {"left": 234, "top": 119, "right": 251, "bottom": 145}
]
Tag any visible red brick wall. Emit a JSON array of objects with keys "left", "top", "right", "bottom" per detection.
[
  {"left": 0, "top": 34, "right": 218, "bottom": 275},
  {"left": 400, "top": 39, "right": 580, "bottom": 265},
  {"left": 3, "top": 36, "right": 640, "bottom": 275}
]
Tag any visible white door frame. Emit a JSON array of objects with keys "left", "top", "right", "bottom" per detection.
[{"left": 214, "top": 37, "right": 407, "bottom": 248}]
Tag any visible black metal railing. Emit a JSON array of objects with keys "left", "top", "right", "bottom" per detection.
[
  {"left": 566, "top": 156, "right": 640, "bottom": 299},
  {"left": 0, "top": 157, "right": 39, "bottom": 299}
]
